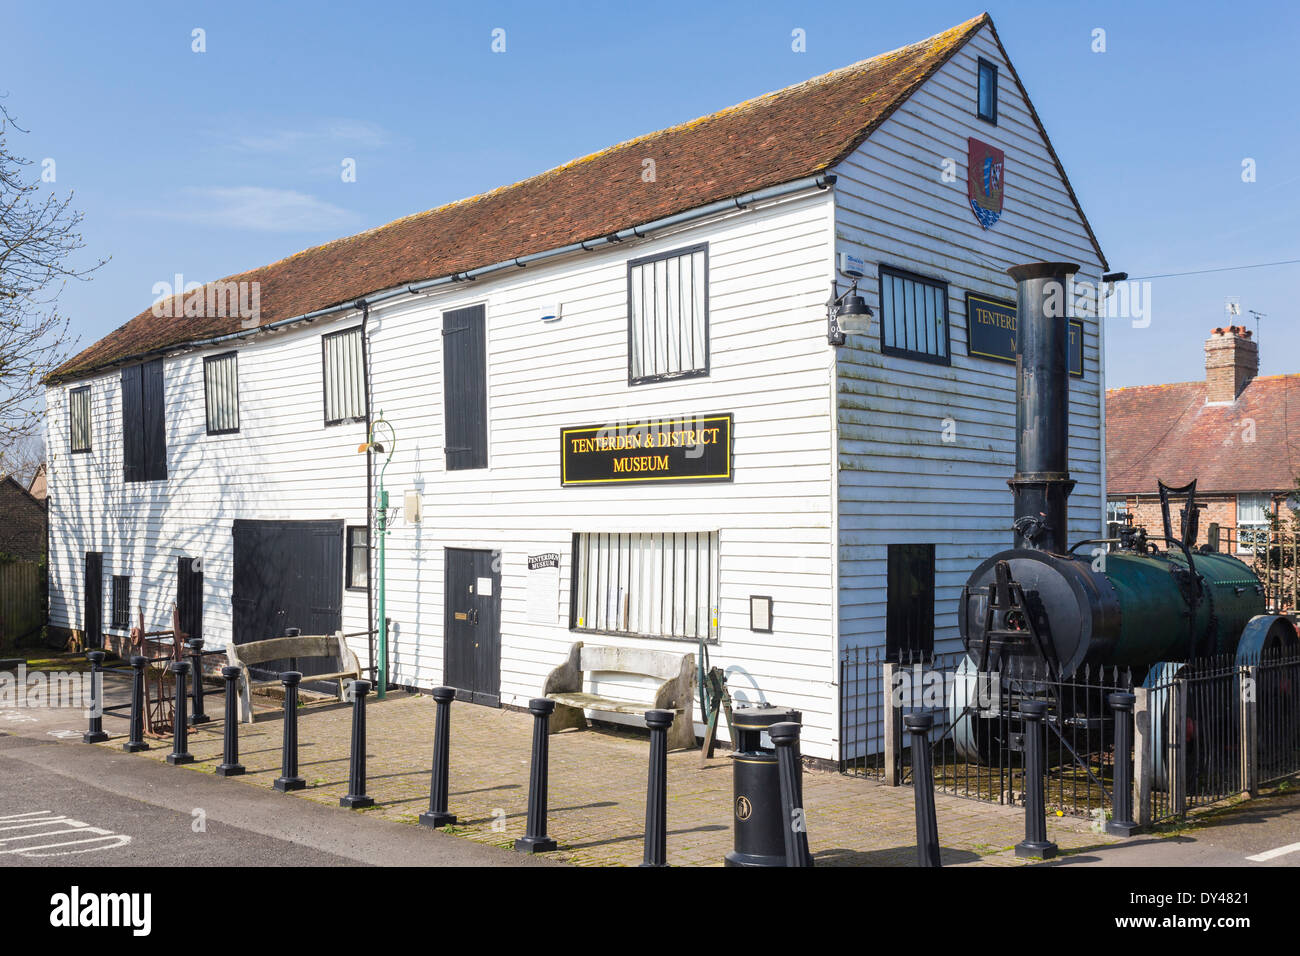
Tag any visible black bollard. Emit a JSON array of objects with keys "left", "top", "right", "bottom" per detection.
[
  {"left": 166, "top": 661, "right": 194, "bottom": 765},
  {"left": 769, "top": 721, "right": 813, "bottom": 867},
  {"left": 215, "top": 666, "right": 245, "bottom": 777},
  {"left": 1015, "top": 699, "right": 1058, "bottom": 859},
  {"left": 419, "top": 686, "right": 457, "bottom": 828},
  {"left": 514, "top": 698, "right": 557, "bottom": 853},
  {"left": 1107, "top": 692, "right": 1138, "bottom": 837},
  {"left": 341, "top": 679, "right": 375, "bottom": 809},
  {"left": 904, "top": 713, "right": 942, "bottom": 867},
  {"left": 640, "top": 709, "right": 674, "bottom": 867},
  {"left": 123, "top": 655, "right": 150, "bottom": 752},
  {"left": 187, "top": 638, "right": 210, "bottom": 725},
  {"left": 273, "top": 671, "right": 306, "bottom": 792},
  {"left": 83, "top": 651, "right": 109, "bottom": 743}
]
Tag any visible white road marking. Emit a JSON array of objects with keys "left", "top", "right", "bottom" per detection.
[
  {"left": 1246, "top": 842, "right": 1300, "bottom": 862},
  {"left": 0, "top": 810, "right": 131, "bottom": 857}
]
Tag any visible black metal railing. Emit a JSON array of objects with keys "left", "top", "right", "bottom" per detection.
[
  {"left": 839, "top": 645, "right": 1132, "bottom": 817},
  {"left": 1255, "top": 647, "right": 1300, "bottom": 785}
]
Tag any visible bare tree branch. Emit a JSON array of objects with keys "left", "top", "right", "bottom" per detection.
[{"left": 0, "top": 99, "right": 107, "bottom": 470}]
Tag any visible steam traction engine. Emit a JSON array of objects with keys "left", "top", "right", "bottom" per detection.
[{"left": 950, "top": 263, "right": 1297, "bottom": 764}]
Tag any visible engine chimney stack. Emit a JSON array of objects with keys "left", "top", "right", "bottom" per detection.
[{"left": 1006, "top": 262, "right": 1079, "bottom": 554}]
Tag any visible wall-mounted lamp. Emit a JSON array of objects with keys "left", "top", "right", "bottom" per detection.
[{"left": 827, "top": 280, "right": 873, "bottom": 346}]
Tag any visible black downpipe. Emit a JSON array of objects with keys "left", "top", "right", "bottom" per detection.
[
  {"left": 359, "top": 301, "right": 376, "bottom": 684},
  {"left": 1006, "top": 262, "right": 1079, "bottom": 555}
]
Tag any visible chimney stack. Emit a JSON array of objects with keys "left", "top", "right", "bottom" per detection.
[
  {"left": 1006, "top": 261, "right": 1079, "bottom": 555},
  {"left": 1204, "top": 325, "right": 1258, "bottom": 403}
]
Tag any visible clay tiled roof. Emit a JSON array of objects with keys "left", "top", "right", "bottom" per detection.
[
  {"left": 1106, "top": 375, "right": 1300, "bottom": 495},
  {"left": 50, "top": 12, "right": 1104, "bottom": 384}
]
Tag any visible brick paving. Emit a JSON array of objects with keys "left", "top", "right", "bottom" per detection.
[{"left": 110, "top": 690, "right": 1123, "bottom": 866}]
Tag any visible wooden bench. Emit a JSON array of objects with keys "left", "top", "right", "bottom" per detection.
[
  {"left": 543, "top": 641, "right": 696, "bottom": 751},
  {"left": 225, "top": 632, "right": 360, "bottom": 723}
]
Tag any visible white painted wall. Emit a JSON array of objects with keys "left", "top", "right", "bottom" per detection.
[
  {"left": 45, "top": 314, "right": 371, "bottom": 656},
  {"left": 831, "top": 22, "right": 1107, "bottom": 676},
  {"left": 44, "top": 26, "right": 1110, "bottom": 766},
  {"left": 366, "top": 189, "right": 840, "bottom": 754},
  {"left": 46, "top": 187, "right": 843, "bottom": 756}
]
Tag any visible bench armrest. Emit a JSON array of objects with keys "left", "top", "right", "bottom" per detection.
[{"left": 543, "top": 641, "right": 583, "bottom": 696}]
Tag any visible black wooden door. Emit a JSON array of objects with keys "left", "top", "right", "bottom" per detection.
[
  {"left": 176, "top": 557, "right": 203, "bottom": 645},
  {"left": 83, "top": 552, "right": 103, "bottom": 649},
  {"left": 444, "top": 548, "right": 500, "bottom": 706},
  {"left": 232, "top": 520, "right": 344, "bottom": 680},
  {"left": 886, "top": 543, "right": 935, "bottom": 661},
  {"left": 442, "top": 305, "right": 487, "bottom": 471}
]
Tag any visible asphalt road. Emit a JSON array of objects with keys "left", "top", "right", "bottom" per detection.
[
  {"left": 2, "top": 673, "right": 1298, "bottom": 868},
  {"left": 1046, "top": 786, "right": 1300, "bottom": 867},
  {"left": 0, "top": 730, "right": 553, "bottom": 868}
]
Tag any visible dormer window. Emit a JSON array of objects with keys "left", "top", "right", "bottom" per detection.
[{"left": 977, "top": 58, "right": 997, "bottom": 123}]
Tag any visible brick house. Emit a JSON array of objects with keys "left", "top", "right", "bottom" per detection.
[
  {"left": 1106, "top": 325, "right": 1300, "bottom": 553},
  {"left": 0, "top": 473, "right": 48, "bottom": 562}
]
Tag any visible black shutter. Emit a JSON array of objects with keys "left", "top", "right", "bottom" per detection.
[
  {"left": 443, "top": 304, "right": 487, "bottom": 470},
  {"left": 120, "top": 364, "right": 143, "bottom": 482},
  {"left": 142, "top": 358, "right": 168, "bottom": 480},
  {"left": 886, "top": 543, "right": 935, "bottom": 661}
]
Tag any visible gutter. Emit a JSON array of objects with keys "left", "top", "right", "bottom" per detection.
[{"left": 48, "top": 174, "right": 836, "bottom": 383}]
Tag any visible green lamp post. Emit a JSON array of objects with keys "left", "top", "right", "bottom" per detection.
[{"left": 360, "top": 413, "right": 396, "bottom": 699}]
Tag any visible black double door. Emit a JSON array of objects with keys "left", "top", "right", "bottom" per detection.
[
  {"left": 443, "top": 548, "right": 501, "bottom": 706},
  {"left": 232, "top": 520, "right": 344, "bottom": 680}
]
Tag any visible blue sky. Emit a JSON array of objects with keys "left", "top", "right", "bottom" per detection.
[{"left": 2, "top": 0, "right": 1295, "bottom": 388}]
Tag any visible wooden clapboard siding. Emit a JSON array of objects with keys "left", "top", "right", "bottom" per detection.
[
  {"left": 367, "top": 189, "right": 840, "bottom": 755},
  {"left": 45, "top": 314, "right": 371, "bottom": 661},
  {"left": 45, "top": 187, "right": 843, "bottom": 757},
  {"left": 43, "top": 24, "right": 1110, "bottom": 766},
  {"left": 831, "top": 22, "right": 1107, "bottom": 676}
]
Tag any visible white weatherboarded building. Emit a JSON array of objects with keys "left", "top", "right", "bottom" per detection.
[{"left": 44, "top": 14, "right": 1107, "bottom": 762}]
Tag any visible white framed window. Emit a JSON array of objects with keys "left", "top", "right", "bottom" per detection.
[
  {"left": 1237, "top": 493, "right": 1271, "bottom": 553},
  {"left": 1106, "top": 499, "right": 1127, "bottom": 525},
  {"left": 204, "top": 352, "right": 239, "bottom": 434},
  {"left": 322, "top": 326, "right": 366, "bottom": 425},
  {"left": 571, "top": 531, "right": 718, "bottom": 641},
  {"left": 628, "top": 244, "right": 709, "bottom": 384},
  {"left": 69, "top": 385, "right": 92, "bottom": 453}
]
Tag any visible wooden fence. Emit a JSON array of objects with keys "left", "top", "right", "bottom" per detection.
[{"left": 0, "top": 560, "right": 44, "bottom": 649}]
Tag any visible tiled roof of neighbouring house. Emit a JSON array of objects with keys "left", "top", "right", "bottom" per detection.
[
  {"left": 1106, "top": 375, "right": 1300, "bottom": 495},
  {"left": 47, "top": 12, "right": 1103, "bottom": 384}
]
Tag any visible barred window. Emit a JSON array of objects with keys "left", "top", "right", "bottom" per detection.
[
  {"left": 322, "top": 327, "right": 366, "bottom": 425},
  {"left": 879, "top": 266, "right": 949, "bottom": 364},
  {"left": 1237, "top": 493, "right": 1271, "bottom": 554},
  {"left": 204, "top": 352, "right": 239, "bottom": 434},
  {"left": 628, "top": 244, "right": 709, "bottom": 384},
  {"left": 69, "top": 386, "right": 92, "bottom": 453},
  {"left": 571, "top": 531, "right": 718, "bottom": 641},
  {"left": 111, "top": 575, "right": 131, "bottom": 629}
]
